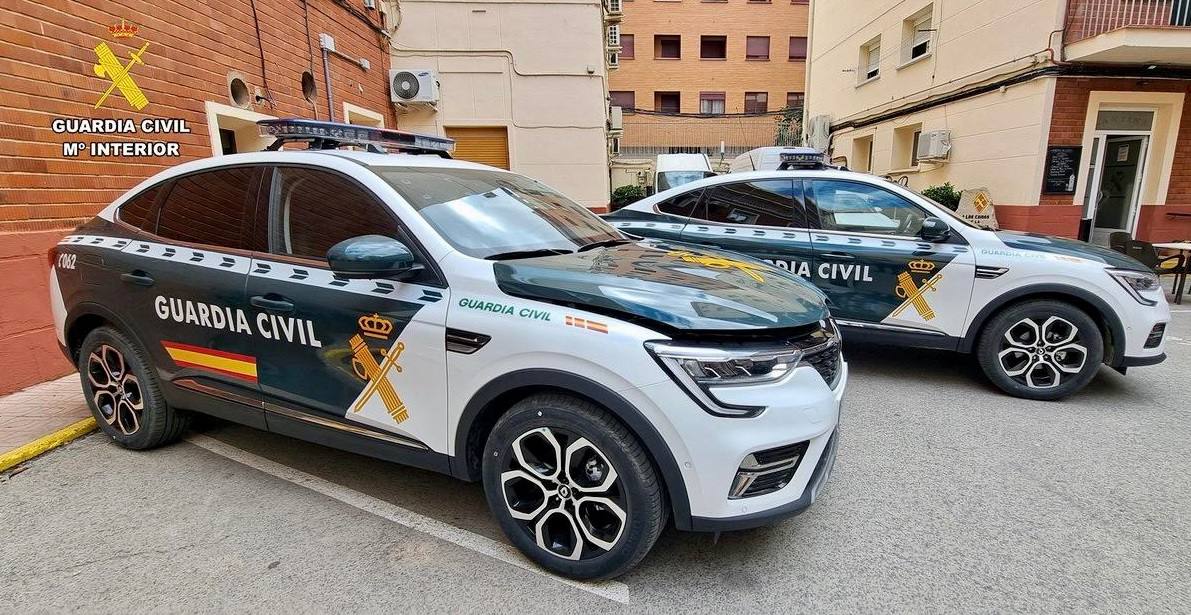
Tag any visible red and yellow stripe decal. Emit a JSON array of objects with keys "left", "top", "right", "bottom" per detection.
[
  {"left": 162, "top": 341, "right": 258, "bottom": 383},
  {"left": 565, "top": 315, "right": 609, "bottom": 334}
]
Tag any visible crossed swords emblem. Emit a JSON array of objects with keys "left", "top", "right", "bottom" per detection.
[
  {"left": 93, "top": 42, "right": 150, "bottom": 110},
  {"left": 892, "top": 271, "right": 943, "bottom": 321},
  {"left": 350, "top": 336, "right": 409, "bottom": 423}
]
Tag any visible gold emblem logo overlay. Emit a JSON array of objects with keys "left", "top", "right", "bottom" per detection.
[
  {"left": 893, "top": 270, "right": 943, "bottom": 321},
  {"left": 93, "top": 19, "right": 149, "bottom": 110},
  {"left": 668, "top": 250, "right": 767, "bottom": 283}
]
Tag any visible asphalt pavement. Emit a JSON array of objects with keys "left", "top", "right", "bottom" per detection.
[{"left": 3, "top": 310, "right": 1190, "bottom": 613}]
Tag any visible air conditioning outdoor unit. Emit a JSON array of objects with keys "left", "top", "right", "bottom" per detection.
[
  {"left": 609, "top": 106, "right": 623, "bottom": 131},
  {"left": 916, "top": 130, "right": 951, "bottom": 161},
  {"left": 389, "top": 69, "right": 440, "bottom": 105}
]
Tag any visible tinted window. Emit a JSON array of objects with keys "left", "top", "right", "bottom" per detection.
[
  {"left": 808, "top": 180, "right": 925, "bottom": 235},
  {"left": 117, "top": 186, "right": 160, "bottom": 230},
  {"left": 657, "top": 189, "right": 702, "bottom": 217},
  {"left": 270, "top": 167, "right": 403, "bottom": 260},
  {"left": 156, "top": 167, "right": 257, "bottom": 248},
  {"left": 376, "top": 167, "right": 622, "bottom": 259},
  {"left": 698, "top": 180, "right": 806, "bottom": 227}
]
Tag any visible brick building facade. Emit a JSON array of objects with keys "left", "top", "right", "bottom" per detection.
[{"left": 1, "top": 0, "right": 397, "bottom": 394}]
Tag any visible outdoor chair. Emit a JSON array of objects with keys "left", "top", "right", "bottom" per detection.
[
  {"left": 1127, "top": 239, "right": 1188, "bottom": 302},
  {"left": 1108, "top": 231, "right": 1131, "bottom": 254}
]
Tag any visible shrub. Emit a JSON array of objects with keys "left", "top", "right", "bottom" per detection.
[
  {"left": 610, "top": 184, "right": 646, "bottom": 211},
  {"left": 921, "top": 182, "right": 961, "bottom": 211}
]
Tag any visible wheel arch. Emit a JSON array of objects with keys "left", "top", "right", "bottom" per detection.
[
  {"left": 64, "top": 302, "right": 150, "bottom": 364},
  {"left": 960, "top": 284, "right": 1126, "bottom": 366},
  {"left": 452, "top": 369, "right": 693, "bottom": 530}
]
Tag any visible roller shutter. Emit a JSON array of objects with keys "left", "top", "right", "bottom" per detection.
[{"left": 445, "top": 126, "right": 510, "bottom": 169}]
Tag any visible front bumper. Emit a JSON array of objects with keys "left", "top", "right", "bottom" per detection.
[{"left": 689, "top": 426, "right": 838, "bottom": 532}]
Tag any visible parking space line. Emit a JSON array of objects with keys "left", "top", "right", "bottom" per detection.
[{"left": 184, "top": 434, "right": 631, "bottom": 605}]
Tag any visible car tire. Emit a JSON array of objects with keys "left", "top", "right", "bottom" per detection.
[
  {"left": 481, "top": 393, "right": 666, "bottom": 580},
  {"left": 79, "top": 326, "right": 189, "bottom": 449},
  {"left": 976, "top": 300, "right": 1104, "bottom": 401}
]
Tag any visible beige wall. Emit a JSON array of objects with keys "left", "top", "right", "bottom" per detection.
[
  {"left": 391, "top": 0, "right": 611, "bottom": 208},
  {"left": 611, "top": 0, "right": 808, "bottom": 116},
  {"left": 829, "top": 78, "right": 1055, "bottom": 205},
  {"left": 807, "top": 0, "right": 1065, "bottom": 125}
]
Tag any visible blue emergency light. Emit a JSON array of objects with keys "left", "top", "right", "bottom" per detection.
[
  {"left": 777, "top": 148, "right": 828, "bottom": 170},
  {"left": 257, "top": 119, "right": 455, "bottom": 157}
]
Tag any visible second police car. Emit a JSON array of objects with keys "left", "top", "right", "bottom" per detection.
[
  {"left": 49, "top": 120, "right": 845, "bottom": 580},
  {"left": 606, "top": 151, "right": 1169, "bottom": 400}
]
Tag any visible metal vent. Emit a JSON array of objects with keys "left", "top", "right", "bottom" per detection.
[{"left": 391, "top": 71, "right": 421, "bottom": 100}]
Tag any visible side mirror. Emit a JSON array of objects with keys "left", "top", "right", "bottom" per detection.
[
  {"left": 918, "top": 216, "right": 951, "bottom": 243},
  {"left": 326, "top": 235, "right": 418, "bottom": 279}
]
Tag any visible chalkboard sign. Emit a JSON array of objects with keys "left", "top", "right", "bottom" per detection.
[{"left": 1043, "top": 146, "right": 1081, "bottom": 194}]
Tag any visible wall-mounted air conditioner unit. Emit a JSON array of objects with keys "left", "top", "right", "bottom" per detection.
[
  {"left": 609, "top": 106, "right": 623, "bottom": 131},
  {"left": 916, "top": 130, "right": 951, "bottom": 161},
  {"left": 389, "top": 69, "right": 440, "bottom": 105}
]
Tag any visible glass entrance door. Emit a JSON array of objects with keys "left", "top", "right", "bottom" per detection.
[{"left": 1088, "top": 135, "right": 1148, "bottom": 246}]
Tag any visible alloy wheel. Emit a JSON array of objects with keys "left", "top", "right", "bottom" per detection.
[
  {"left": 500, "top": 426, "right": 627, "bottom": 561},
  {"left": 996, "top": 316, "right": 1088, "bottom": 390},
  {"left": 87, "top": 344, "right": 143, "bottom": 435}
]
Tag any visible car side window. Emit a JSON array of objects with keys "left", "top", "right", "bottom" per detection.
[
  {"left": 155, "top": 167, "right": 258, "bottom": 249},
  {"left": 697, "top": 180, "right": 806, "bottom": 228},
  {"left": 808, "top": 180, "right": 926, "bottom": 236},
  {"left": 117, "top": 185, "right": 161, "bottom": 231},
  {"left": 656, "top": 189, "right": 703, "bottom": 218}
]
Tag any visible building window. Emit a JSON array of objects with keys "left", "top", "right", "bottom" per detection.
[
  {"left": 746, "top": 36, "right": 770, "bottom": 60},
  {"left": 911, "top": 129, "right": 922, "bottom": 165},
  {"left": 903, "top": 6, "right": 932, "bottom": 63},
  {"left": 700, "top": 35, "right": 727, "bottom": 59},
  {"left": 785, "top": 92, "right": 804, "bottom": 110},
  {"left": 621, "top": 34, "right": 635, "bottom": 59},
  {"left": 893, "top": 122, "right": 922, "bottom": 168},
  {"left": 655, "top": 35, "right": 681, "bottom": 59},
  {"left": 788, "top": 36, "right": 807, "bottom": 60},
  {"left": 607, "top": 24, "right": 620, "bottom": 47},
  {"left": 655, "top": 91, "right": 681, "bottom": 113},
  {"left": 699, "top": 92, "right": 726, "bottom": 115},
  {"left": 859, "top": 36, "right": 880, "bottom": 81},
  {"left": 610, "top": 90, "right": 636, "bottom": 112},
  {"left": 851, "top": 135, "right": 873, "bottom": 172},
  {"left": 744, "top": 92, "right": 768, "bottom": 113}
]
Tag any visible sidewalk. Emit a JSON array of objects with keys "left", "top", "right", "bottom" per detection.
[{"left": 0, "top": 374, "right": 91, "bottom": 459}]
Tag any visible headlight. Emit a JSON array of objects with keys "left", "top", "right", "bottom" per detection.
[
  {"left": 645, "top": 341, "right": 803, "bottom": 417},
  {"left": 1108, "top": 268, "right": 1160, "bottom": 306}
]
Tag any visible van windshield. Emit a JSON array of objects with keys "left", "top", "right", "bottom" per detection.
[
  {"left": 375, "top": 167, "right": 624, "bottom": 259},
  {"left": 657, "top": 170, "right": 716, "bottom": 192}
]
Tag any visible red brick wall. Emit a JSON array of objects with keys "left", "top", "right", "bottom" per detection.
[
  {"left": 0, "top": 0, "right": 395, "bottom": 394},
  {"left": 1022, "top": 76, "right": 1191, "bottom": 240}
]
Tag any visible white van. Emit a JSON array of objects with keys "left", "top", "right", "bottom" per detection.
[
  {"left": 730, "top": 146, "right": 821, "bottom": 173},
  {"left": 654, "top": 153, "right": 715, "bottom": 193}
]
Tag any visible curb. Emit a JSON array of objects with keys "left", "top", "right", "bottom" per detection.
[{"left": 0, "top": 417, "right": 97, "bottom": 473}]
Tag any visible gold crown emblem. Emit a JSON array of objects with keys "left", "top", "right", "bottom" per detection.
[
  {"left": 358, "top": 313, "right": 394, "bottom": 339},
  {"left": 108, "top": 18, "right": 139, "bottom": 39},
  {"left": 908, "top": 259, "right": 935, "bottom": 273}
]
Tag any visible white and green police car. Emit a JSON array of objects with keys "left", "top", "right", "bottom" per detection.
[
  {"left": 49, "top": 120, "right": 844, "bottom": 580},
  {"left": 606, "top": 152, "right": 1169, "bottom": 400}
]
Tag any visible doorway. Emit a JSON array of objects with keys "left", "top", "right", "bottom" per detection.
[{"left": 1080, "top": 108, "right": 1154, "bottom": 246}]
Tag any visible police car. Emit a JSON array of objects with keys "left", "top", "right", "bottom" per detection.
[
  {"left": 606, "top": 150, "right": 1169, "bottom": 400},
  {"left": 49, "top": 120, "right": 845, "bottom": 580}
]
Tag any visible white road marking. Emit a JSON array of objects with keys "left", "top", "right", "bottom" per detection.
[{"left": 184, "top": 434, "right": 630, "bottom": 604}]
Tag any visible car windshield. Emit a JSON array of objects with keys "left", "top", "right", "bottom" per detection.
[
  {"left": 657, "top": 170, "right": 716, "bottom": 192},
  {"left": 375, "top": 167, "right": 624, "bottom": 259}
]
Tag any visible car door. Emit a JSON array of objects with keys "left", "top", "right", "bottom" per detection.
[
  {"left": 245, "top": 165, "right": 451, "bottom": 455},
  {"left": 677, "top": 179, "right": 816, "bottom": 280},
  {"left": 106, "top": 166, "right": 267, "bottom": 427},
  {"left": 804, "top": 178, "right": 975, "bottom": 340}
]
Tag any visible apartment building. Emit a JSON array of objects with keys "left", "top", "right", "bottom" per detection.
[
  {"left": 806, "top": 0, "right": 1191, "bottom": 243},
  {"left": 0, "top": 0, "right": 399, "bottom": 394},
  {"left": 390, "top": 0, "right": 613, "bottom": 209},
  {"left": 608, "top": 0, "right": 810, "bottom": 159}
]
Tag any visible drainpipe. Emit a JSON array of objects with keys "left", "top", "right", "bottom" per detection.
[{"left": 319, "top": 34, "right": 336, "bottom": 122}]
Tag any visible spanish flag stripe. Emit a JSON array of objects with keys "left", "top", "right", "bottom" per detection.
[
  {"left": 162, "top": 343, "right": 258, "bottom": 381},
  {"left": 161, "top": 340, "right": 255, "bottom": 363}
]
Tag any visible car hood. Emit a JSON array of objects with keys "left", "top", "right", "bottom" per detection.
[
  {"left": 993, "top": 230, "right": 1149, "bottom": 272},
  {"left": 492, "top": 240, "right": 828, "bottom": 331}
]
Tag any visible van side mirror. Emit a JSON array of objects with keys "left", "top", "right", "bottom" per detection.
[
  {"left": 918, "top": 217, "right": 951, "bottom": 243},
  {"left": 326, "top": 235, "right": 418, "bottom": 279}
]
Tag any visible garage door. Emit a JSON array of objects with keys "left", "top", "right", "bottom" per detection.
[{"left": 445, "top": 126, "right": 509, "bottom": 169}]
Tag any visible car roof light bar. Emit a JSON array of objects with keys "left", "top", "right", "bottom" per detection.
[
  {"left": 776, "top": 148, "right": 829, "bottom": 170},
  {"left": 257, "top": 119, "right": 455, "bottom": 157}
]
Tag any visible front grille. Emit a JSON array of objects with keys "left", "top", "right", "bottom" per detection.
[
  {"left": 729, "top": 440, "right": 809, "bottom": 499},
  {"left": 803, "top": 343, "right": 841, "bottom": 388},
  {"left": 1145, "top": 323, "right": 1166, "bottom": 349}
]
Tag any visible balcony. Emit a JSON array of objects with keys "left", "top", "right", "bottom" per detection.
[{"left": 1065, "top": 0, "right": 1191, "bottom": 64}]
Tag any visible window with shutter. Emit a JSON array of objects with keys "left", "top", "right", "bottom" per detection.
[
  {"left": 746, "top": 36, "right": 770, "bottom": 60},
  {"left": 788, "top": 37, "right": 807, "bottom": 60},
  {"left": 699, "top": 92, "right": 725, "bottom": 115}
]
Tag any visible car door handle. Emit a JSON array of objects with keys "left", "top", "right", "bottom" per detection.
[
  {"left": 820, "top": 251, "right": 855, "bottom": 260},
  {"left": 250, "top": 294, "right": 295, "bottom": 313},
  {"left": 120, "top": 271, "right": 154, "bottom": 287}
]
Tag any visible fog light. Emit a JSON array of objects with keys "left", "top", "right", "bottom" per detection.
[{"left": 728, "top": 440, "right": 809, "bottom": 499}]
